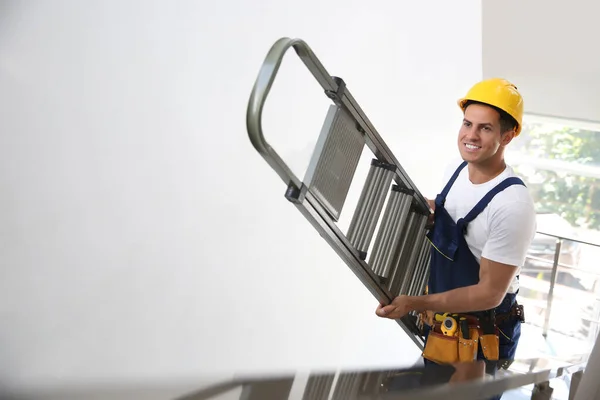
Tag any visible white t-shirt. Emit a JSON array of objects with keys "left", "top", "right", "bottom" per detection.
[{"left": 441, "top": 158, "right": 537, "bottom": 293}]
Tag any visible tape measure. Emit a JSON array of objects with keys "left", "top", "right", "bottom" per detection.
[{"left": 441, "top": 315, "right": 457, "bottom": 336}]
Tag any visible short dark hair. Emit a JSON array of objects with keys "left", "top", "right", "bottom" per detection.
[{"left": 463, "top": 100, "right": 518, "bottom": 133}]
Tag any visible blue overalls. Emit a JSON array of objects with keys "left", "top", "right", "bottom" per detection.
[
  {"left": 386, "top": 161, "right": 525, "bottom": 398},
  {"left": 425, "top": 161, "right": 524, "bottom": 380}
]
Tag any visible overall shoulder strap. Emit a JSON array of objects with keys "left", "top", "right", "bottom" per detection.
[
  {"left": 461, "top": 177, "right": 526, "bottom": 224},
  {"left": 439, "top": 161, "right": 468, "bottom": 203}
]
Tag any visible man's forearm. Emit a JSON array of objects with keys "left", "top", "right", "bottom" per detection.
[{"left": 407, "top": 284, "right": 502, "bottom": 314}]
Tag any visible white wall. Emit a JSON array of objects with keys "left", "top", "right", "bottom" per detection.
[
  {"left": 0, "top": 0, "right": 482, "bottom": 395},
  {"left": 483, "top": 0, "right": 600, "bottom": 123}
]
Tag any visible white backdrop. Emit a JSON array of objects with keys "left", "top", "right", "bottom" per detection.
[
  {"left": 483, "top": 0, "right": 600, "bottom": 123},
  {"left": 0, "top": 0, "right": 482, "bottom": 394}
]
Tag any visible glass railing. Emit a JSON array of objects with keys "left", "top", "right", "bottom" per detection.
[
  {"left": 177, "top": 354, "right": 591, "bottom": 400},
  {"left": 517, "top": 230, "right": 600, "bottom": 359}
]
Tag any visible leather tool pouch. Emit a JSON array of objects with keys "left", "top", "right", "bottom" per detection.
[
  {"left": 478, "top": 311, "right": 499, "bottom": 360},
  {"left": 458, "top": 326, "right": 479, "bottom": 362},
  {"left": 479, "top": 333, "right": 500, "bottom": 360},
  {"left": 423, "top": 330, "right": 459, "bottom": 364}
]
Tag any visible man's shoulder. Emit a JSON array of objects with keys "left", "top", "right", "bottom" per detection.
[
  {"left": 494, "top": 165, "right": 535, "bottom": 205},
  {"left": 467, "top": 164, "right": 537, "bottom": 223},
  {"left": 486, "top": 168, "right": 537, "bottom": 243},
  {"left": 488, "top": 179, "right": 536, "bottom": 228}
]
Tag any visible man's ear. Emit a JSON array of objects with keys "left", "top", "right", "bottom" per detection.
[{"left": 500, "top": 130, "right": 516, "bottom": 146}]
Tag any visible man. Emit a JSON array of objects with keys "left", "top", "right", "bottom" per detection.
[{"left": 376, "top": 78, "right": 536, "bottom": 384}]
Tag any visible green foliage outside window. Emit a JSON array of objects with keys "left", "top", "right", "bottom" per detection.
[{"left": 510, "top": 122, "right": 600, "bottom": 230}]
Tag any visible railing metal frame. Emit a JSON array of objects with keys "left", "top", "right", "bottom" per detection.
[
  {"left": 522, "top": 231, "right": 600, "bottom": 337},
  {"left": 177, "top": 354, "right": 592, "bottom": 400}
]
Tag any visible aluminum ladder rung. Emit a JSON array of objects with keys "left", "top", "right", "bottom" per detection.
[
  {"left": 369, "top": 185, "right": 414, "bottom": 278},
  {"left": 386, "top": 209, "right": 419, "bottom": 296},
  {"left": 406, "top": 236, "right": 431, "bottom": 296},
  {"left": 398, "top": 216, "right": 428, "bottom": 295},
  {"left": 346, "top": 159, "right": 395, "bottom": 260}
]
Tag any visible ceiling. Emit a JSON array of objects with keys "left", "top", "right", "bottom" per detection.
[{"left": 482, "top": 0, "right": 600, "bottom": 124}]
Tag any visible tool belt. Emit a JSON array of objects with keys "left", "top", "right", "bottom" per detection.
[{"left": 417, "top": 302, "right": 525, "bottom": 366}]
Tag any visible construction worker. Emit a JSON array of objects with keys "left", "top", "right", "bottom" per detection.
[{"left": 375, "top": 78, "right": 536, "bottom": 395}]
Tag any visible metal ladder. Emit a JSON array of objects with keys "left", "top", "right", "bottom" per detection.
[{"left": 246, "top": 37, "right": 432, "bottom": 348}]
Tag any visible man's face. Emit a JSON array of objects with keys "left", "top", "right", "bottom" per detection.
[{"left": 457, "top": 103, "right": 513, "bottom": 166}]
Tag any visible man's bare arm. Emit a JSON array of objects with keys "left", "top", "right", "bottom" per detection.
[{"left": 376, "top": 257, "right": 518, "bottom": 318}]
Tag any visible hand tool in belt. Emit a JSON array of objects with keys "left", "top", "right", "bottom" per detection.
[
  {"left": 459, "top": 317, "right": 470, "bottom": 339},
  {"left": 479, "top": 309, "right": 496, "bottom": 334}
]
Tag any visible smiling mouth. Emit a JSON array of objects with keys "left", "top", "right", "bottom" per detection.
[{"left": 464, "top": 143, "right": 481, "bottom": 150}]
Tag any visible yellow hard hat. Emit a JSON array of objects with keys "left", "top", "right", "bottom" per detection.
[{"left": 457, "top": 78, "right": 524, "bottom": 136}]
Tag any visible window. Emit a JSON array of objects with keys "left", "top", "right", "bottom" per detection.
[
  {"left": 508, "top": 114, "right": 600, "bottom": 233},
  {"left": 507, "top": 114, "right": 600, "bottom": 348}
]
